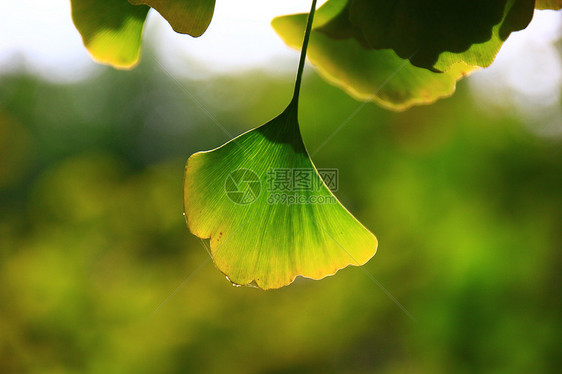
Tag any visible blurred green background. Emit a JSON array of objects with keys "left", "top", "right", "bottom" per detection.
[{"left": 1, "top": 46, "right": 561, "bottom": 373}]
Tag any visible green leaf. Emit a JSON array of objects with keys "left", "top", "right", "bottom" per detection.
[
  {"left": 535, "top": 0, "right": 562, "bottom": 9},
  {"left": 328, "top": 0, "right": 535, "bottom": 71},
  {"left": 433, "top": 0, "right": 534, "bottom": 72},
  {"left": 185, "top": 0, "right": 376, "bottom": 289},
  {"left": 71, "top": 0, "right": 215, "bottom": 68},
  {"left": 129, "top": 0, "right": 216, "bottom": 37},
  {"left": 70, "top": 0, "right": 149, "bottom": 69},
  {"left": 272, "top": 1, "right": 475, "bottom": 111},
  {"left": 184, "top": 104, "right": 377, "bottom": 290}
]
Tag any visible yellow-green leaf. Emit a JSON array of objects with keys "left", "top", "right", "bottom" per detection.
[
  {"left": 71, "top": 0, "right": 149, "bottom": 69},
  {"left": 184, "top": 104, "right": 377, "bottom": 290},
  {"left": 433, "top": 0, "right": 534, "bottom": 72},
  {"left": 321, "top": 0, "right": 534, "bottom": 72},
  {"left": 129, "top": 0, "right": 215, "bottom": 37},
  {"left": 272, "top": 3, "right": 476, "bottom": 111}
]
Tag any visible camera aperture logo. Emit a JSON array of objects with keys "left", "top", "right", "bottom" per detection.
[
  {"left": 224, "top": 168, "right": 339, "bottom": 206},
  {"left": 225, "top": 169, "right": 261, "bottom": 205}
]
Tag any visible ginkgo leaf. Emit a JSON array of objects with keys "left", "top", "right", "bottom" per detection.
[
  {"left": 184, "top": 0, "right": 377, "bottom": 290},
  {"left": 184, "top": 103, "right": 377, "bottom": 290},
  {"left": 71, "top": 0, "right": 215, "bottom": 68},
  {"left": 535, "top": 0, "right": 562, "bottom": 9},
  {"left": 129, "top": 0, "right": 215, "bottom": 37},
  {"left": 272, "top": 1, "right": 476, "bottom": 111},
  {"left": 325, "top": 0, "right": 534, "bottom": 71},
  {"left": 432, "top": 0, "right": 534, "bottom": 72},
  {"left": 70, "top": 0, "right": 149, "bottom": 69}
]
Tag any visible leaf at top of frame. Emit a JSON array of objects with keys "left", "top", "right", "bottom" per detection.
[
  {"left": 273, "top": 1, "right": 477, "bottom": 110},
  {"left": 320, "top": 0, "right": 535, "bottom": 72},
  {"left": 129, "top": 0, "right": 215, "bottom": 37},
  {"left": 71, "top": 0, "right": 149, "bottom": 69}
]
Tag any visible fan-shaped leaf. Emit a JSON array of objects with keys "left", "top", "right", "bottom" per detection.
[
  {"left": 184, "top": 104, "right": 377, "bottom": 290},
  {"left": 70, "top": 0, "right": 149, "bottom": 69},
  {"left": 129, "top": 0, "right": 215, "bottom": 37},
  {"left": 328, "top": 0, "right": 534, "bottom": 71},
  {"left": 71, "top": 0, "right": 215, "bottom": 68},
  {"left": 272, "top": 2, "right": 476, "bottom": 110}
]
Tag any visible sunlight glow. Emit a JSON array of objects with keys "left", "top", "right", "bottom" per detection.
[
  {"left": 0, "top": 0, "right": 327, "bottom": 81},
  {"left": 0, "top": 0, "right": 560, "bottom": 138},
  {"left": 469, "top": 10, "right": 562, "bottom": 138}
]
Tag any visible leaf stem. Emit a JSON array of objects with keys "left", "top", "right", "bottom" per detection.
[{"left": 291, "top": 0, "right": 317, "bottom": 107}]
